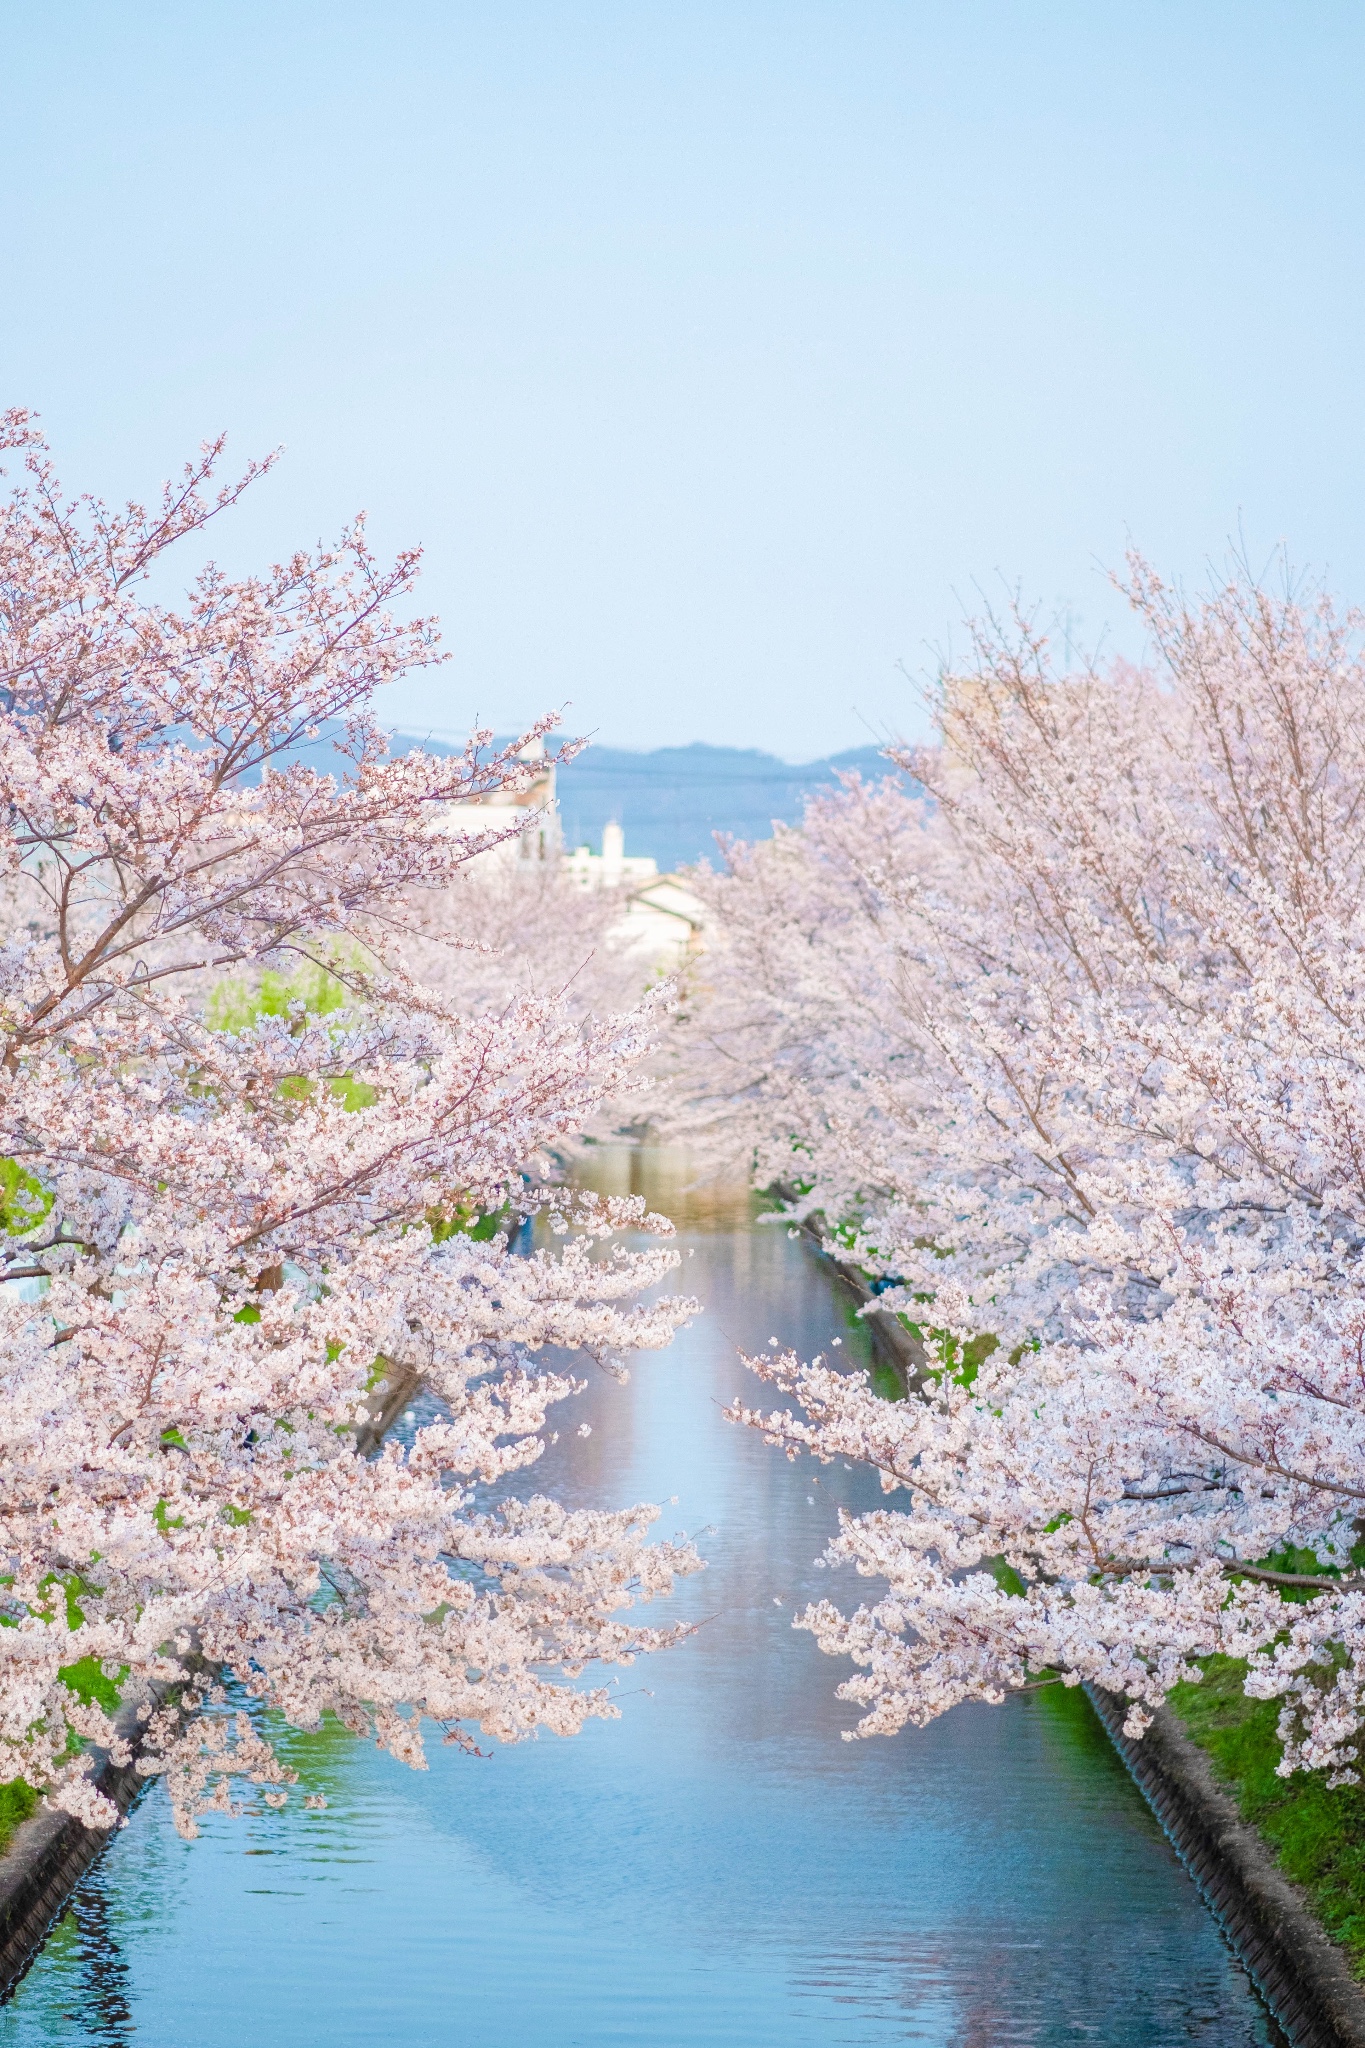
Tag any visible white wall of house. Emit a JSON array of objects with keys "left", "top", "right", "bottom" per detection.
[{"left": 437, "top": 745, "right": 706, "bottom": 969}]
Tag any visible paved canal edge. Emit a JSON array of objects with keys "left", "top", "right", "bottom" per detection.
[
  {"left": 5, "top": 1352, "right": 1365, "bottom": 2036},
  {"left": 0, "top": 1675, "right": 180, "bottom": 2001},
  {"left": 1088, "top": 1683, "right": 1365, "bottom": 2046},
  {"left": 790, "top": 1211, "right": 1365, "bottom": 2044},
  {"left": 8, "top": 1659, "right": 1364, "bottom": 2039},
  {"left": 0, "top": 1372, "right": 422, "bottom": 2002}
]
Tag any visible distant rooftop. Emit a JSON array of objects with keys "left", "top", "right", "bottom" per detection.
[
  {"left": 245, "top": 723, "right": 913, "bottom": 875},
  {"left": 391, "top": 734, "right": 909, "bottom": 873}
]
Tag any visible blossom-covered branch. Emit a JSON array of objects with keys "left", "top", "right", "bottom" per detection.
[
  {"left": 0, "top": 413, "right": 699, "bottom": 1835},
  {"left": 679, "top": 558, "right": 1365, "bottom": 1783}
]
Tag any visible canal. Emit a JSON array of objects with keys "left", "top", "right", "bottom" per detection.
[{"left": 3, "top": 1150, "right": 1282, "bottom": 2045}]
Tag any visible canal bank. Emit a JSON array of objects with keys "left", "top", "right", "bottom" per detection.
[
  {"left": 0, "top": 1365, "right": 421, "bottom": 2001},
  {"left": 767, "top": 1182, "right": 925, "bottom": 1388},
  {"left": 0, "top": 1150, "right": 1311, "bottom": 2043},
  {"left": 776, "top": 1176, "right": 1365, "bottom": 2045},
  {"left": 0, "top": 1680, "right": 186, "bottom": 2002},
  {"left": 1089, "top": 1686, "right": 1365, "bottom": 2048}
]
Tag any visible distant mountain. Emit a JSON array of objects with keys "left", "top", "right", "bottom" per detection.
[
  {"left": 387, "top": 734, "right": 906, "bottom": 872},
  {"left": 252, "top": 724, "right": 909, "bottom": 875},
  {"left": 550, "top": 741, "right": 899, "bottom": 874}
]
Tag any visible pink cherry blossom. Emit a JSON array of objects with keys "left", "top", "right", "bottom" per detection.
[
  {"left": 676, "top": 557, "right": 1365, "bottom": 1783},
  {"left": 0, "top": 412, "right": 700, "bottom": 1835}
]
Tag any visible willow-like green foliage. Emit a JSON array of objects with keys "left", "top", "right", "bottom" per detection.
[{"left": 207, "top": 964, "right": 379, "bottom": 1109}]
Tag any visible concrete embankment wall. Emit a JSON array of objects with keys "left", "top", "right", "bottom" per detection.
[
  {"left": 787, "top": 1209, "right": 1365, "bottom": 2043},
  {"left": 781, "top": 1206, "right": 925, "bottom": 1386},
  {"left": 8, "top": 1287, "right": 1365, "bottom": 2039},
  {"left": 0, "top": 1678, "right": 184, "bottom": 1999},
  {"left": 787, "top": 1210, "right": 1365, "bottom": 2042},
  {"left": 0, "top": 1369, "right": 420, "bottom": 2000},
  {"left": 1088, "top": 1687, "right": 1365, "bottom": 2047}
]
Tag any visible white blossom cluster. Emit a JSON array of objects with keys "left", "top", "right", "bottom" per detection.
[
  {"left": 0, "top": 412, "right": 700, "bottom": 1836},
  {"left": 676, "top": 559, "right": 1365, "bottom": 1782},
  {"left": 403, "top": 836, "right": 657, "bottom": 1023}
]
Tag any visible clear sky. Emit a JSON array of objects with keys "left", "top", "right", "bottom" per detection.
[{"left": 3, "top": 3, "right": 1363, "bottom": 758}]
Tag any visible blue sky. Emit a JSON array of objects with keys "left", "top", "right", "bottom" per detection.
[{"left": 3, "top": 3, "right": 1363, "bottom": 758}]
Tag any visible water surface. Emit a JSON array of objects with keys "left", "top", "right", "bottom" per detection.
[{"left": 3, "top": 1149, "right": 1282, "bottom": 2046}]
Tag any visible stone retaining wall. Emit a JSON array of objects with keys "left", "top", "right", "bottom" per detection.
[
  {"left": 1088, "top": 1684, "right": 1365, "bottom": 2047},
  {"left": 0, "top": 1369, "right": 414, "bottom": 2001},
  {"left": 9, "top": 1303, "right": 1365, "bottom": 2037},
  {"left": 782, "top": 1204, "right": 926, "bottom": 1385},
  {"left": 0, "top": 1680, "right": 182, "bottom": 2000}
]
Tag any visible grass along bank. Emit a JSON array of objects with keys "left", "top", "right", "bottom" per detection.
[
  {"left": 784, "top": 1215, "right": 1365, "bottom": 1998},
  {"left": 1167, "top": 1656, "right": 1365, "bottom": 1976}
]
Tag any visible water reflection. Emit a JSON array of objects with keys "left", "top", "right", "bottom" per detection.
[
  {"left": 10, "top": 1879, "right": 136, "bottom": 2048},
  {"left": 3, "top": 1148, "right": 1284, "bottom": 2046}
]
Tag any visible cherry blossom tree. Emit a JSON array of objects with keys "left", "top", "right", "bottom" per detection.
[
  {"left": 663, "top": 769, "right": 941, "bottom": 1233},
  {"left": 403, "top": 835, "right": 659, "bottom": 1023},
  {"left": 684, "top": 560, "right": 1365, "bottom": 1784},
  {"left": 0, "top": 411, "right": 700, "bottom": 1835}
]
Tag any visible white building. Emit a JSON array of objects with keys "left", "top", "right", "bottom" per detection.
[
  {"left": 439, "top": 739, "right": 706, "bottom": 967},
  {"left": 620, "top": 870, "right": 707, "bottom": 964},
  {"left": 564, "top": 823, "right": 705, "bottom": 967},
  {"left": 565, "top": 820, "right": 657, "bottom": 891},
  {"left": 439, "top": 737, "right": 563, "bottom": 866}
]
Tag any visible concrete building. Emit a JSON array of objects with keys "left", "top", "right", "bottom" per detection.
[
  {"left": 564, "top": 820, "right": 657, "bottom": 891},
  {"left": 439, "top": 737, "right": 563, "bottom": 865},
  {"left": 620, "top": 871, "right": 707, "bottom": 964},
  {"left": 441, "top": 742, "right": 707, "bottom": 969}
]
